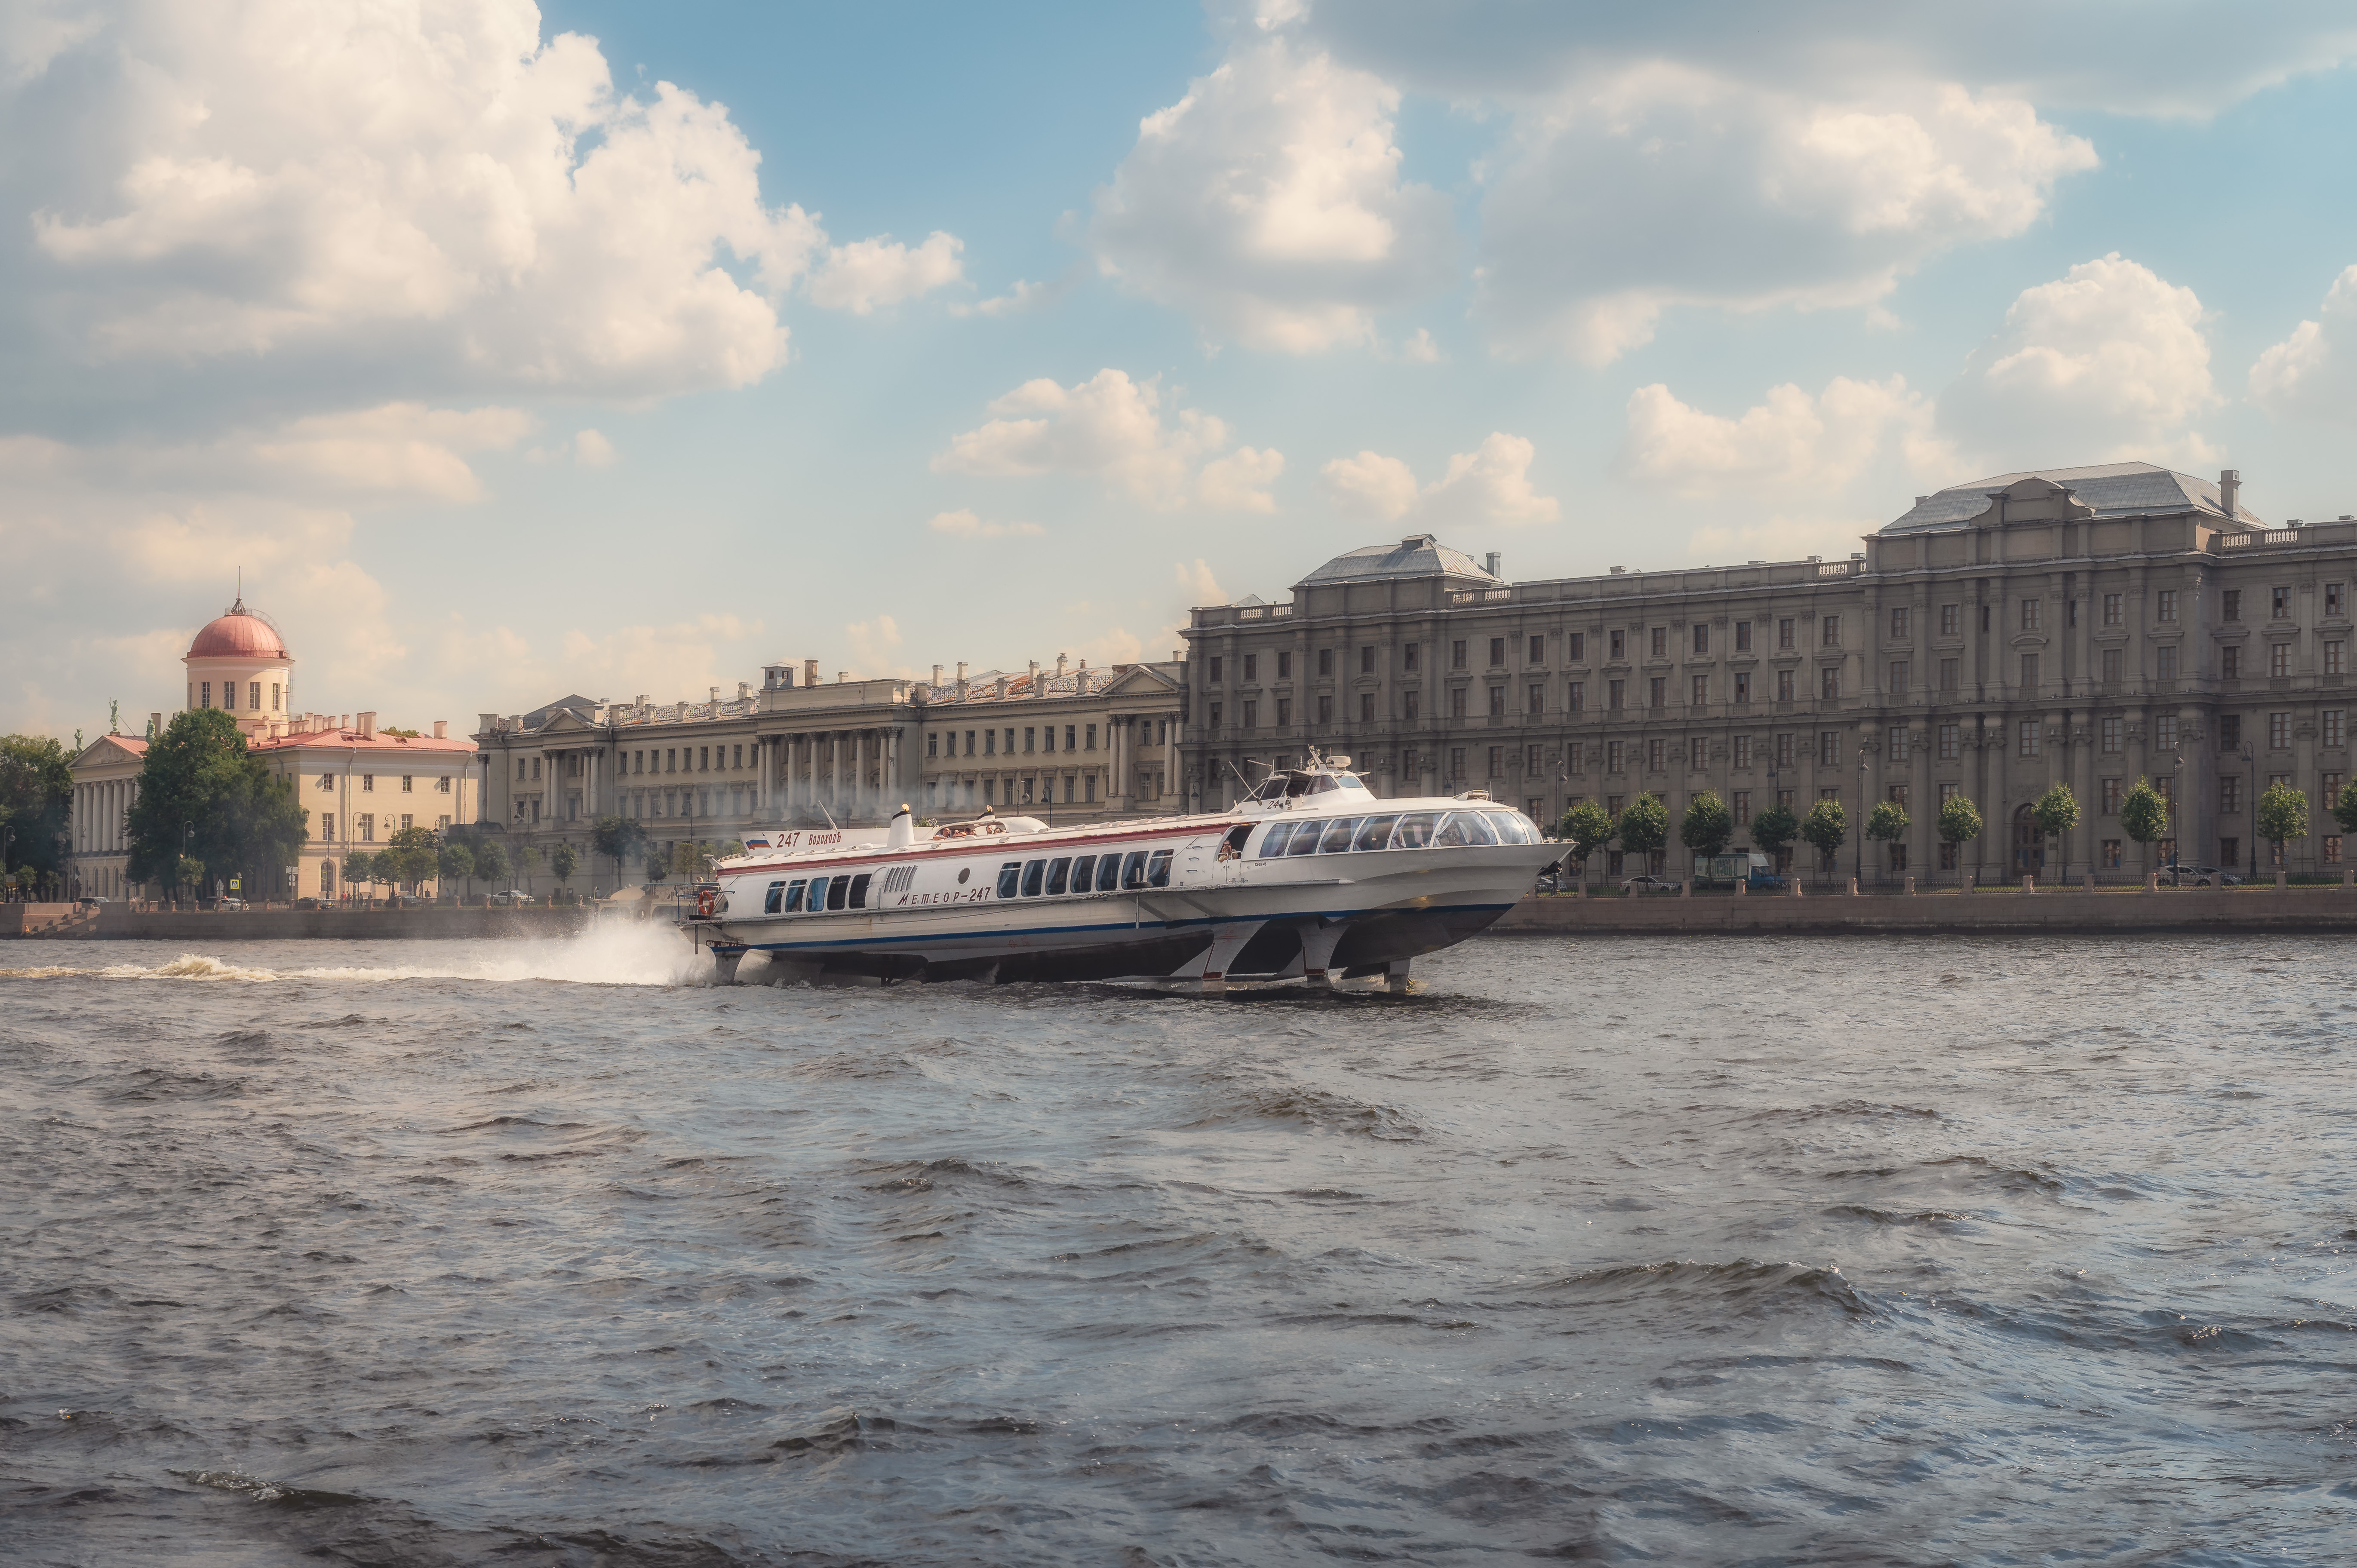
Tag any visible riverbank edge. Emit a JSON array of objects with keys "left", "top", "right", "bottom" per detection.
[
  {"left": 1489, "top": 886, "right": 2357, "bottom": 936},
  {"left": 0, "top": 905, "right": 605, "bottom": 940}
]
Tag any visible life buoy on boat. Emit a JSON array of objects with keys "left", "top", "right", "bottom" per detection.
[{"left": 695, "top": 886, "right": 718, "bottom": 919}]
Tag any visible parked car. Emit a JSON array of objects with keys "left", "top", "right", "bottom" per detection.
[
  {"left": 2160, "top": 861, "right": 2242, "bottom": 887},
  {"left": 489, "top": 890, "right": 538, "bottom": 907},
  {"left": 1623, "top": 874, "right": 1677, "bottom": 894},
  {"left": 76, "top": 895, "right": 115, "bottom": 908},
  {"left": 217, "top": 896, "right": 246, "bottom": 911},
  {"left": 295, "top": 896, "right": 320, "bottom": 910}
]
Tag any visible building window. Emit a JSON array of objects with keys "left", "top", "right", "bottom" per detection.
[
  {"left": 1889, "top": 725, "right": 1908, "bottom": 763},
  {"left": 1276, "top": 651, "right": 1292, "bottom": 680},
  {"left": 1318, "top": 695, "right": 1333, "bottom": 724},
  {"left": 1528, "top": 683, "right": 1544, "bottom": 715},
  {"left": 2224, "top": 645, "right": 2245, "bottom": 680},
  {"left": 1648, "top": 738, "right": 1666, "bottom": 773},
  {"left": 2271, "top": 711, "right": 2291, "bottom": 749},
  {"left": 2101, "top": 717, "right": 2122, "bottom": 753},
  {"left": 362, "top": 773, "right": 375, "bottom": 791},
  {"left": 1890, "top": 660, "right": 1908, "bottom": 693},
  {"left": 2021, "top": 653, "right": 2040, "bottom": 690},
  {"left": 436, "top": 776, "right": 451, "bottom": 794},
  {"left": 1568, "top": 681, "right": 1585, "bottom": 712},
  {"left": 1608, "top": 679, "right": 1625, "bottom": 710},
  {"left": 1404, "top": 643, "right": 1420, "bottom": 672},
  {"left": 2326, "top": 640, "right": 2347, "bottom": 676},
  {"left": 1241, "top": 654, "right": 1258, "bottom": 682},
  {"left": 400, "top": 774, "right": 414, "bottom": 792},
  {"left": 2103, "top": 593, "right": 2123, "bottom": 627},
  {"left": 1276, "top": 698, "right": 1293, "bottom": 727},
  {"left": 2148, "top": 714, "right": 2175, "bottom": 754},
  {"left": 1778, "top": 618, "right": 1794, "bottom": 650},
  {"left": 1488, "top": 638, "right": 1506, "bottom": 668},
  {"left": 1938, "top": 723, "right": 1958, "bottom": 761},
  {"left": 1317, "top": 648, "right": 1333, "bottom": 677},
  {"left": 1735, "top": 671, "right": 1752, "bottom": 704},
  {"left": 1527, "top": 745, "right": 1543, "bottom": 775},
  {"left": 360, "top": 814, "right": 375, "bottom": 841},
  {"left": 1361, "top": 693, "right": 1376, "bottom": 722},
  {"left": 1609, "top": 629, "right": 1627, "bottom": 660},
  {"left": 1642, "top": 676, "right": 1660, "bottom": 708},
  {"left": 2019, "top": 718, "right": 2040, "bottom": 758},
  {"left": 1488, "top": 687, "right": 1505, "bottom": 717},
  {"left": 2325, "top": 711, "right": 2346, "bottom": 748},
  {"left": 1940, "top": 658, "right": 1958, "bottom": 691},
  {"left": 1487, "top": 745, "right": 1504, "bottom": 776},
  {"left": 1361, "top": 645, "right": 1375, "bottom": 674},
  {"left": 1243, "top": 700, "right": 1258, "bottom": 729},
  {"left": 1734, "top": 735, "right": 1752, "bottom": 769},
  {"left": 316, "top": 774, "right": 333, "bottom": 791},
  {"left": 1733, "top": 789, "right": 1752, "bottom": 824},
  {"left": 2220, "top": 776, "right": 2241, "bottom": 813},
  {"left": 1822, "top": 615, "right": 1841, "bottom": 647},
  {"left": 2224, "top": 589, "right": 2242, "bottom": 623},
  {"left": 2221, "top": 714, "right": 2242, "bottom": 751},
  {"left": 1569, "top": 632, "right": 1586, "bottom": 661},
  {"left": 1775, "top": 733, "right": 1793, "bottom": 769},
  {"left": 1939, "top": 604, "right": 1959, "bottom": 637},
  {"left": 1452, "top": 640, "right": 1468, "bottom": 670},
  {"left": 2158, "top": 645, "right": 2178, "bottom": 681},
  {"left": 1450, "top": 688, "right": 1467, "bottom": 719},
  {"left": 1450, "top": 747, "right": 1467, "bottom": 779},
  {"left": 1691, "top": 674, "right": 1708, "bottom": 706},
  {"left": 2327, "top": 836, "right": 2344, "bottom": 864},
  {"left": 1693, "top": 625, "right": 1709, "bottom": 655},
  {"left": 2158, "top": 589, "right": 2179, "bottom": 623},
  {"left": 1776, "top": 669, "right": 1795, "bottom": 703},
  {"left": 1650, "top": 627, "right": 1667, "bottom": 658},
  {"left": 2097, "top": 838, "right": 2121, "bottom": 868},
  {"left": 1819, "top": 731, "right": 1838, "bottom": 767},
  {"left": 2102, "top": 778, "right": 2123, "bottom": 814},
  {"left": 2099, "top": 648, "right": 2120, "bottom": 685},
  {"left": 2022, "top": 599, "right": 2041, "bottom": 632},
  {"left": 1735, "top": 622, "right": 1753, "bottom": 653},
  {"left": 2269, "top": 642, "right": 2291, "bottom": 678},
  {"left": 321, "top": 813, "right": 335, "bottom": 840},
  {"left": 2272, "top": 585, "right": 2291, "bottom": 619},
  {"left": 1208, "top": 657, "right": 1223, "bottom": 684},
  {"left": 1607, "top": 740, "right": 1625, "bottom": 773},
  {"left": 1690, "top": 736, "right": 1707, "bottom": 770},
  {"left": 1821, "top": 667, "right": 1839, "bottom": 700},
  {"left": 1403, "top": 691, "right": 1419, "bottom": 722}
]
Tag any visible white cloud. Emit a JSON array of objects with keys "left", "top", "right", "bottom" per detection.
[
  {"left": 1941, "top": 253, "right": 2220, "bottom": 466},
  {"left": 1476, "top": 70, "right": 2095, "bottom": 362},
  {"left": 950, "top": 277, "right": 1059, "bottom": 318},
  {"left": 545, "top": 614, "right": 759, "bottom": 705},
  {"left": 572, "top": 429, "right": 616, "bottom": 468},
  {"left": 927, "top": 508, "right": 1044, "bottom": 539},
  {"left": 1175, "top": 558, "right": 1228, "bottom": 606},
  {"left": 2250, "top": 265, "right": 2357, "bottom": 421},
  {"left": 1320, "top": 433, "right": 1558, "bottom": 526},
  {"left": 1392, "top": 327, "right": 1440, "bottom": 363},
  {"left": 807, "top": 231, "right": 965, "bottom": 315},
  {"left": 1089, "top": 33, "right": 1455, "bottom": 352},
  {"left": 1618, "top": 375, "right": 1952, "bottom": 497},
  {"left": 931, "top": 368, "right": 1283, "bottom": 511},
  {"left": 845, "top": 614, "right": 910, "bottom": 677},
  {"left": 13, "top": 0, "right": 957, "bottom": 397}
]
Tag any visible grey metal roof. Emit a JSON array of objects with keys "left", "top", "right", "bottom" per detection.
[
  {"left": 1882, "top": 461, "right": 2264, "bottom": 533},
  {"left": 1294, "top": 533, "right": 1500, "bottom": 588}
]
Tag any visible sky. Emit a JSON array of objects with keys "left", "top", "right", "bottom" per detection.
[{"left": 8, "top": 0, "right": 2357, "bottom": 741}]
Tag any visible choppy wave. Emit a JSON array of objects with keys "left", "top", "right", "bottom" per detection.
[{"left": 0, "top": 924, "right": 707, "bottom": 986}]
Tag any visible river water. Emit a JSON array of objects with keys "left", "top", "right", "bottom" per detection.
[{"left": 2, "top": 930, "right": 2352, "bottom": 1565}]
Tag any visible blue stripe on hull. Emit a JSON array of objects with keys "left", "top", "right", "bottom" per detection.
[{"left": 711, "top": 901, "right": 1514, "bottom": 957}]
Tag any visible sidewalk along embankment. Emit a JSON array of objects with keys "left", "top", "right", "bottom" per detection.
[
  {"left": 43, "top": 905, "right": 615, "bottom": 941},
  {"left": 1491, "top": 885, "right": 2357, "bottom": 936}
]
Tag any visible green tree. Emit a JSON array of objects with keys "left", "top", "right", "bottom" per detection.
[
  {"left": 1865, "top": 798, "right": 1908, "bottom": 882},
  {"left": 1749, "top": 801, "right": 1800, "bottom": 871},
  {"left": 590, "top": 815, "right": 645, "bottom": 890},
  {"left": 380, "top": 825, "right": 439, "bottom": 894},
  {"left": 2256, "top": 780, "right": 2308, "bottom": 872},
  {"left": 0, "top": 734, "right": 74, "bottom": 890},
  {"left": 342, "top": 850, "right": 375, "bottom": 903},
  {"left": 1616, "top": 792, "right": 1669, "bottom": 874},
  {"left": 471, "top": 837, "right": 509, "bottom": 893},
  {"left": 2032, "top": 781, "right": 2080, "bottom": 881},
  {"left": 1555, "top": 800, "right": 1614, "bottom": 891},
  {"left": 550, "top": 841, "right": 580, "bottom": 901},
  {"left": 517, "top": 844, "right": 542, "bottom": 896},
  {"left": 2335, "top": 776, "right": 2357, "bottom": 838},
  {"left": 1798, "top": 798, "right": 1848, "bottom": 881},
  {"left": 1678, "top": 791, "right": 1734, "bottom": 861},
  {"left": 437, "top": 840, "right": 475, "bottom": 902},
  {"left": 2119, "top": 779, "right": 2169, "bottom": 875},
  {"left": 1937, "top": 793, "right": 1984, "bottom": 887},
  {"left": 124, "top": 708, "right": 307, "bottom": 902}
]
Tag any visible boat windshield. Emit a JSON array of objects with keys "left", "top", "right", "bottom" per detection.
[
  {"left": 1352, "top": 815, "right": 1398, "bottom": 851},
  {"left": 1391, "top": 812, "right": 1439, "bottom": 849},
  {"left": 1317, "top": 816, "right": 1360, "bottom": 853}
]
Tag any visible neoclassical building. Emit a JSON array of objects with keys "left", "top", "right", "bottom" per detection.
[
  {"left": 1181, "top": 464, "right": 2357, "bottom": 881},
  {"left": 917, "top": 655, "right": 1185, "bottom": 822},
  {"left": 68, "top": 599, "right": 478, "bottom": 899}
]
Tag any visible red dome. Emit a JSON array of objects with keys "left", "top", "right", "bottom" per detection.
[{"left": 186, "top": 608, "right": 289, "bottom": 661}]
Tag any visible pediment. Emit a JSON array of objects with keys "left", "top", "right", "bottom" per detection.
[
  {"left": 1973, "top": 477, "right": 2096, "bottom": 527},
  {"left": 71, "top": 734, "right": 147, "bottom": 771},
  {"left": 1101, "top": 664, "right": 1181, "bottom": 698}
]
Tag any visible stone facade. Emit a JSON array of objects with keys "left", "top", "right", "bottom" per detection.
[
  {"left": 913, "top": 656, "right": 1184, "bottom": 822},
  {"left": 1181, "top": 467, "right": 2357, "bottom": 882}
]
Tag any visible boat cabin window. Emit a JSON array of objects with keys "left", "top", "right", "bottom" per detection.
[
  {"left": 828, "top": 875, "right": 851, "bottom": 910},
  {"left": 1022, "top": 859, "right": 1047, "bottom": 897},
  {"left": 1097, "top": 855, "right": 1122, "bottom": 892},
  {"left": 1146, "top": 849, "right": 1173, "bottom": 887},
  {"left": 806, "top": 875, "right": 829, "bottom": 910},
  {"left": 848, "top": 872, "right": 873, "bottom": 908},
  {"left": 1352, "top": 815, "right": 1398, "bottom": 851},
  {"left": 997, "top": 862, "right": 1022, "bottom": 899},
  {"left": 1434, "top": 811, "right": 1501, "bottom": 847},
  {"left": 1487, "top": 810, "right": 1537, "bottom": 844},
  {"left": 1257, "top": 822, "right": 1294, "bottom": 856},
  {"left": 1285, "top": 822, "right": 1321, "bottom": 856},
  {"left": 1221, "top": 824, "right": 1253, "bottom": 857},
  {"left": 1317, "top": 816, "right": 1360, "bottom": 853},
  {"left": 1071, "top": 854, "right": 1096, "bottom": 890},
  {"left": 1391, "top": 812, "right": 1439, "bottom": 849},
  {"left": 765, "top": 880, "right": 787, "bottom": 914},
  {"left": 1245, "top": 776, "right": 1289, "bottom": 804},
  {"left": 1120, "top": 850, "right": 1149, "bottom": 889},
  {"left": 785, "top": 879, "right": 808, "bottom": 911},
  {"left": 1045, "top": 857, "right": 1072, "bottom": 895}
]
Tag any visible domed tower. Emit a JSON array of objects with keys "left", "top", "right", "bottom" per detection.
[{"left": 184, "top": 596, "right": 294, "bottom": 736}]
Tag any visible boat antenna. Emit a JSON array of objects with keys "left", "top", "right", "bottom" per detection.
[{"left": 817, "top": 799, "right": 840, "bottom": 830}]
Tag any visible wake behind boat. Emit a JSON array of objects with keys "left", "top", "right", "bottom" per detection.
[{"left": 685, "top": 754, "right": 1560, "bottom": 991}]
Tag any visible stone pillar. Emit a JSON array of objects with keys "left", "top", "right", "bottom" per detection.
[{"left": 828, "top": 731, "right": 841, "bottom": 807}]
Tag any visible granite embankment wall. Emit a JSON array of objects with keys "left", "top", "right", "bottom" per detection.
[
  {"left": 1490, "top": 887, "right": 2357, "bottom": 936},
  {"left": 18, "top": 905, "right": 609, "bottom": 941}
]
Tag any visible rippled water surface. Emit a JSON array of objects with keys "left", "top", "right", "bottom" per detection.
[{"left": 3, "top": 929, "right": 2354, "bottom": 1565}]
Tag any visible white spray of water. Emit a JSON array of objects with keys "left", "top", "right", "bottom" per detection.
[{"left": 0, "top": 920, "right": 716, "bottom": 987}]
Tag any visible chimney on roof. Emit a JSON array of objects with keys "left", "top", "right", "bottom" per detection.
[
  {"left": 433, "top": 720, "right": 447, "bottom": 740},
  {"left": 738, "top": 681, "right": 750, "bottom": 701},
  {"left": 837, "top": 671, "right": 848, "bottom": 685},
  {"left": 2219, "top": 469, "right": 2241, "bottom": 517},
  {"left": 358, "top": 711, "right": 376, "bottom": 739},
  {"left": 932, "top": 663, "right": 943, "bottom": 687},
  {"left": 803, "top": 658, "right": 819, "bottom": 687},
  {"left": 1173, "top": 650, "right": 1182, "bottom": 663},
  {"left": 341, "top": 713, "right": 352, "bottom": 731},
  {"left": 479, "top": 713, "right": 498, "bottom": 735},
  {"left": 1484, "top": 551, "right": 1502, "bottom": 578},
  {"left": 1028, "top": 659, "right": 1040, "bottom": 693},
  {"left": 1056, "top": 653, "right": 1068, "bottom": 678},
  {"left": 150, "top": 711, "right": 162, "bottom": 736}
]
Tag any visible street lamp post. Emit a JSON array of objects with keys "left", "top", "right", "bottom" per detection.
[
  {"left": 2166, "top": 745, "right": 2183, "bottom": 881},
  {"left": 1857, "top": 744, "right": 1870, "bottom": 887}
]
